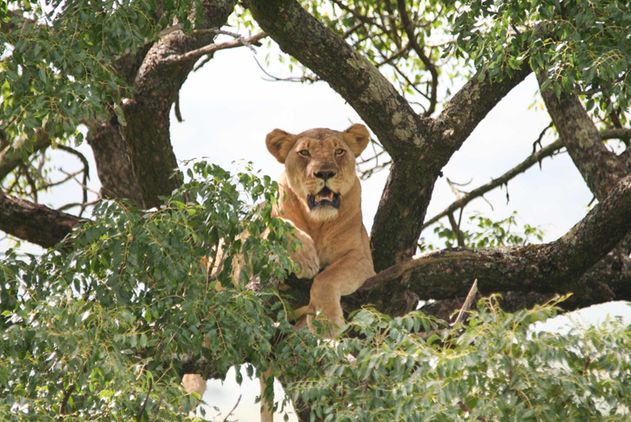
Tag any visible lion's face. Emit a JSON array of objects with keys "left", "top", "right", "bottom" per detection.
[{"left": 266, "top": 124, "right": 370, "bottom": 222}]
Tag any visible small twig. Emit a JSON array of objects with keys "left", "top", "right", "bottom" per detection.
[
  {"left": 40, "top": 169, "right": 82, "bottom": 189},
  {"left": 57, "top": 144, "right": 90, "bottom": 215},
  {"left": 251, "top": 54, "right": 319, "bottom": 83},
  {"left": 21, "top": 164, "right": 38, "bottom": 203},
  {"left": 174, "top": 91, "right": 184, "bottom": 122},
  {"left": 57, "top": 198, "right": 101, "bottom": 213},
  {"left": 167, "top": 32, "right": 267, "bottom": 65},
  {"left": 397, "top": 0, "right": 438, "bottom": 115},
  {"left": 376, "top": 42, "right": 411, "bottom": 67},
  {"left": 452, "top": 279, "right": 478, "bottom": 326},
  {"left": 422, "top": 139, "right": 564, "bottom": 230},
  {"left": 447, "top": 212, "right": 465, "bottom": 248},
  {"left": 222, "top": 394, "right": 242, "bottom": 422},
  {"left": 136, "top": 377, "right": 153, "bottom": 422},
  {"left": 60, "top": 384, "right": 75, "bottom": 415}
]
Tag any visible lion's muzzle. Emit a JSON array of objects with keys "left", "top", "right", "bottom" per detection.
[{"left": 307, "top": 186, "right": 341, "bottom": 209}]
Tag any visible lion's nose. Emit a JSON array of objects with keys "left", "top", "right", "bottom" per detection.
[{"left": 314, "top": 170, "right": 336, "bottom": 181}]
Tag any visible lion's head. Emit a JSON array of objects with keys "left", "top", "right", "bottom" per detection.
[{"left": 266, "top": 124, "right": 370, "bottom": 222}]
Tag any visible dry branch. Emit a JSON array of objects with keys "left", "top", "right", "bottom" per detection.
[
  {"left": 165, "top": 31, "right": 267, "bottom": 64},
  {"left": 422, "top": 139, "right": 563, "bottom": 229}
]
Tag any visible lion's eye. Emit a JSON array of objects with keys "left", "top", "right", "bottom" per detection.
[
  {"left": 298, "top": 149, "right": 310, "bottom": 157},
  {"left": 335, "top": 148, "right": 345, "bottom": 156}
]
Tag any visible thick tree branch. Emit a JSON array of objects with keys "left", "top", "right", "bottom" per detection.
[
  {"left": 358, "top": 174, "right": 631, "bottom": 301},
  {"left": 369, "top": 159, "right": 435, "bottom": 271},
  {"left": 538, "top": 78, "right": 628, "bottom": 201},
  {"left": 88, "top": 0, "right": 238, "bottom": 208},
  {"left": 0, "top": 191, "right": 82, "bottom": 248},
  {"left": 245, "top": 0, "right": 431, "bottom": 157},
  {"left": 432, "top": 65, "right": 531, "bottom": 156}
]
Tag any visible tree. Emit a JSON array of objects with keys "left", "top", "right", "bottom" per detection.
[{"left": 1, "top": 0, "right": 630, "bottom": 420}]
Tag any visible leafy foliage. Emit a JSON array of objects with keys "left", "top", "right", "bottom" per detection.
[
  {"left": 422, "top": 211, "right": 544, "bottom": 251},
  {"left": 0, "top": 163, "right": 306, "bottom": 420},
  {"left": 0, "top": 0, "right": 199, "bottom": 140},
  {"left": 295, "top": 298, "right": 631, "bottom": 421},
  {"left": 2, "top": 165, "right": 629, "bottom": 421},
  {"left": 449, "top": 0, "right": 631, "bottom": 121}
]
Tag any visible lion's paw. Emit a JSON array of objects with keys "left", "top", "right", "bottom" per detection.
[{"left": 293, "top": 251, "right": 320, "bottom": 279}]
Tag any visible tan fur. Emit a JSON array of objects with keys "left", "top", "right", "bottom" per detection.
[{"left": 266, "top": 124, "right": 375, "bottom": 332}]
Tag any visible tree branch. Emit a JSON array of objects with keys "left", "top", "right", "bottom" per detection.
[
  {"left": 0, "top": 191, "right": 82, "bottom": 248},
  {"left": 164, "top": 31, "right": 267, "bottom": 64},
  {"left": 422, "top": 139, "right": 563, "bottom": 229},
  {"left": 538, "top": 77, "right": 628, "bottom": 201},
  {"left": 245, "top": 0, "right": 431, "bottom": 157},
  {"left": 87, "top": 0, "right": 238, "bottom": 208},
  {"left": 0, "top": 128, "right": 52, "bottom": 181},
  {"left": 600, "top": 128, "right": 631, "bottom": 141},
  {"left": 358, "top": 174, "right": 631, "bottom": 301},
  {"left": 432, "top": 64, "right": 531, "bottom": 157},
  {"left": 396, "top": 0, "right": 438, "bottom": 116}
]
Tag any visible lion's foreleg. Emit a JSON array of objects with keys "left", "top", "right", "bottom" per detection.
[
  {"left": 283, "top": 220, "right": 320, "bottom": 279},
  {"left": 308, "top": 252, "right": 375, "bottom": 336}
]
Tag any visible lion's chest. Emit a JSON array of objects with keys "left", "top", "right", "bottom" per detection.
[{"left": 310, "top": 226, "right": 353, "bottom": 269}]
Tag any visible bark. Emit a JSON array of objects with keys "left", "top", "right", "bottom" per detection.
[
  {"left": 246, "top": 0, "right": 531, "bottom": 271},
  {"left": 354, "top": 174, "right": 631, "bottom": 304},
  {"left": 0, "top": 191, "right": 82, "bottom": 248},
  {"left": 539, "top": 82, "right": 628, "bottom": 201},
  {"left": 87, "top": 120, "right": 145, "bottom": 205},
  {"left": 369, "top": 160, "right": 436, "bottom": 271},
  {"left": 87, "top": 0, "right": 237, "bottom": 208}
]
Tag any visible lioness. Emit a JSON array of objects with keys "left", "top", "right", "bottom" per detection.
[
  {"left": 266, "top": 123, "right": 375, "bottom": 331},
  {"left": 183, "top": 124, "right": 375, "bottom": 420}
]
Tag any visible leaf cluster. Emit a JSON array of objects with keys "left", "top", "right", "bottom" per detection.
[
  {"left": 449, "top": 0, "right": 631, "bottom": 120},
  {"left": 423, "top": 211, "right": 544, "bottom": 251},
  {"left": 0, "top": 162, "right": 303, "bottom": 420},
  {"left": 292, "top": 298, "right": 631, "bottom": 421},
  {"left": 0, "top": 0, "right": 200, "bottom": 141}
]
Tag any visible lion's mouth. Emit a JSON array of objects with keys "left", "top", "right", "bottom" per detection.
[{"left": 307, "top": 187, "right": 340, "bottom": 209}]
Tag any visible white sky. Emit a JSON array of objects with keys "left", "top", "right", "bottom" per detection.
[{"left": 3, "top": 38, "right": 629, "bottom": 421}]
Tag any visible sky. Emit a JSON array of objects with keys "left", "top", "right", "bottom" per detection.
[{"left": 3, "top": 36, "right": 630, "bottom": 421}]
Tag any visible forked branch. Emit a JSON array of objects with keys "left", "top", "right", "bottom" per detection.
[{"left": 359, "top": 174, "right": 631, "bottom": 300}]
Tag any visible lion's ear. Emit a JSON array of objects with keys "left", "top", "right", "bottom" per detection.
[
  {"left": 342, "top": 124, "right": 370, "bottom": 157},
  {"left": 266, "top": 129, "right": 297, "bottom": 163}
]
